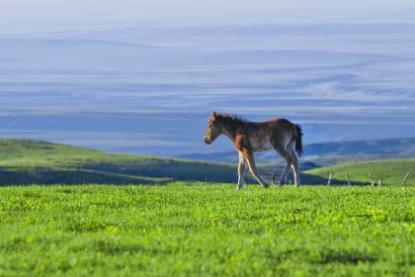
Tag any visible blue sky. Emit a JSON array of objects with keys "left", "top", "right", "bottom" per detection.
[
  {"left": 0, "top": 1, "right": 414, "bottom": 155},
  {"left": 1, "top": 0, "right": 415, "bottom": 33}
]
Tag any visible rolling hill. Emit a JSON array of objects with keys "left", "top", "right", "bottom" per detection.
[
  {"left": 0, "top": 138, "right": 412, "bottom": 186},
  {"left": 0, "top": 139, "right": 240, "bottom": 185},
  {"left": 0, "top": 139, "right": 328, "bottom": 185}
]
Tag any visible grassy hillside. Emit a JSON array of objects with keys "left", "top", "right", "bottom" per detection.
[
  {"left": 306, "top": 159, "right": 415, "bottom": 186},
  {"left": 0, "top": 184, "right": 414, "bottom": 275},
  {"left": 0, "top": 139, "right": 239, "bottom": 185},
  {"left": 0, "top": 139, "right": 330, "bottom": 185},
  {"left": 3, "top": 138, "right": 412, "bottom": 186}
]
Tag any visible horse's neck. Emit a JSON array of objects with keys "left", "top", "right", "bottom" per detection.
[{"left": 221, "top": 121, "right": 243, "bottom": 140}]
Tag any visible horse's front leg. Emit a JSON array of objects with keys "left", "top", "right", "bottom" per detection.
[
  {"left": 244, "top": 151, "right": 269, "bottom": 188},
  {"left": 237, "top": 152, "right": 247, "bottom": 190}
]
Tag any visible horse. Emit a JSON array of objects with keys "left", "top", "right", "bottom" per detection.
[{"left": 203, "top": 112, "right": 303, "bottom": 189}]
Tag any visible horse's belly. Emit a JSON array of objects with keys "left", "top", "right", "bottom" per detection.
[{"left": 252, "top": 139, "right": 273, "bottom": 152}]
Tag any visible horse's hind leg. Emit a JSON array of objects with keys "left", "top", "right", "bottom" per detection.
[
  {"left": 290, "top": 160, "right": 300, "bottom": 187},
  {"left": 278, "top": 163, "right": 290, "bottom": 186},
  {"left": 244, "top": 152, "right": 269, "bottom": 188},
  {"left": 289, "top": 146, "right": 301, "bottom": 187},
  {"left": 272, "top": 145, "right": 291, "bottom": 186}
]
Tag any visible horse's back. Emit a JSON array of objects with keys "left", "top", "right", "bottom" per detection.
[{"left": 267, "top": 118, "right": 294, "bottom": 127}]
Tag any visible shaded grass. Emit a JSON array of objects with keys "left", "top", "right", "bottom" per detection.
[
  {"left": 0, "top": 184, "right": 414, "bottom": 276},
  {"left": 306, "top": 159, "right": 415, "bottom": 185},
  {"left": 0, "top": 139, "right": 237, "bottom": 185}
]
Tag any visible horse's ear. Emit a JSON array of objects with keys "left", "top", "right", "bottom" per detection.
[{"left": 212, "top": 111, "right": 217, "bottom": 118}]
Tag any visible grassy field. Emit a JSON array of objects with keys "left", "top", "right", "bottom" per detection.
[
  {"left": 0, "top": 183, "right": 414, "bottom": 276},
  {"left": 306, "top": 159, "right": 415, "bottom": 186}
]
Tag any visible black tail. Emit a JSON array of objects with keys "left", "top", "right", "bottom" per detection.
[{"left": 294, "top": 124, "right": 303, "bottom": 157}]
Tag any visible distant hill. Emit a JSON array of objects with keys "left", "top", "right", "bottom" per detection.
[
  {"left": 180, "top": 138, "right": 415, "bottom": 166},
  {"left": 0, "top": 139, "right": 238, "bottom": 185},
  {"left": 306, "top": 159, "right": 415, "bottom": 186},
  {"left": 303, "top": 137, "right": 415, "bottom": 156},
  {"left": 0, "top": 139, "right": 327, "bottom": 185},
  {"left": 1, "top": 138, "right": 412, "bottom": 186}
]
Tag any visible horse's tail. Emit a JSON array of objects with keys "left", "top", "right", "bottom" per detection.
[{"left": 293, "top": 124, "right": 303, "bottom": 157}]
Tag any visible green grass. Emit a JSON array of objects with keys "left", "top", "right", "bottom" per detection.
[
  {"left": 0, "top": 184, "right": 414, "bottom": 276},
  {"left": 306, "top": 159, "right": 415, "bottom": 185}
]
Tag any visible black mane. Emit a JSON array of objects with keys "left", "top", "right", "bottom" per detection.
[
  {"left": 216, "top": 113, "right": 253, "bottom": 133},
  {"left": 217, "top": 113, "right": 248, "bottom": 125}
]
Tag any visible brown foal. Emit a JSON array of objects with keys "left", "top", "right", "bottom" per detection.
[{"left": 204, "top": 112, "right": 303, "bottom": 189}]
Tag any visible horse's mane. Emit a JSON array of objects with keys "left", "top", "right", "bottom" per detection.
[{"left": 216, "top": 113, "right": 249, "bottom": 127}]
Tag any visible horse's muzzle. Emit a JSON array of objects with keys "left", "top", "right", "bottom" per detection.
[{"left": 204, "top": 137, "right": 211, "bottom": 145}]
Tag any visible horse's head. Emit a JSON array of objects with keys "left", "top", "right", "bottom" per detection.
[{"left": 204, "top": 112, "right": 222, "bottom": 145}]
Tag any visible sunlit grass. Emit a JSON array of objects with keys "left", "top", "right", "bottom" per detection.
[{"left": 0, "top": 183, "right": 414, "bottom": 276}]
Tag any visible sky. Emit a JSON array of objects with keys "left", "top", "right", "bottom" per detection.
[
  {"left": 1, "top": 0, "right": 415, "bottom": 33},
  {"left": 0, "top": 1, "right": 415, "bottom": 156}
]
